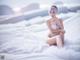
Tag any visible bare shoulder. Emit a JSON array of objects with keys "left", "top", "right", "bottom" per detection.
[
  {"left": 58, "top": 18, "right": 62, "bottom": 21},
  {"left": 59, "top": 19, "right": 63, "bottom": 23},
  {"left": 47, "top": 18, "right": 52, "bottom": 23}
]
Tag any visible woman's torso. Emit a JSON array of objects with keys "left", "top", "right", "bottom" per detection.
[
  {"left": 49, "top": 18, "right": 62, "bottom": 36},
  {"left": 50, "top": 18, "right": 61, "bottom": 30}
]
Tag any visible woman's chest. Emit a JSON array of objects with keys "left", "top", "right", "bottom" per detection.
[{"left": 50, "top": 20, "right": 61, "bottom": 29}]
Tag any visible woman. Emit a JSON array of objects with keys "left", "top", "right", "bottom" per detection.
[{"left": 47, "top": 5, "right": 65, "bottom": 47}]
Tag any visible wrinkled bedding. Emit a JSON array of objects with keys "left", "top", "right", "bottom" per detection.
[{"left": 0, "top": 13, "right": 80, "bottom": 60}]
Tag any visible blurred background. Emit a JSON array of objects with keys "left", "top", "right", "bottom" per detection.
[
  {"left": 0, "top": 0, "right": 80, "bottom": 57},
  {"left": 0, "top": 0, "right": 80, "bottom": 24}
]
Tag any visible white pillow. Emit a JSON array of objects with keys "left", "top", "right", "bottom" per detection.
[
  {"left": 58, "top": 12, "right": 76, "bottom": 20},
  {"left": 28, "top": 16, "right": 44, "bottom": 25}
]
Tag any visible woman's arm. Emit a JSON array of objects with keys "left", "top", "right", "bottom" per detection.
[
  {"left": 47, "top": 19, "right": 65, "bottom": 34},
  {"left": 60, "top": 19, "right": 64, "bottom": 30},
  {"left": 52, "top": 19, "right": 65, "bottom": 34},
  {"left": 47, "top": 20, "right": 54, "bottom": 33},
  {"left": 47, "top": 20, "right": 61, "bottom": 34},
  {"left": 58, "top": 19, "right": 65, "bottom": 34}
]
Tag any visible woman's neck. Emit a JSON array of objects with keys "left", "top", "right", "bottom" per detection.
[
  {"left": 53, "top": 15, "right": 57, "bottom": 17},
  {"left": 52, "top": 15, "right": 57, "bottom": 19}
]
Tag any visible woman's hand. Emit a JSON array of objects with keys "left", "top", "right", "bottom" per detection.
[
  {"left": 51, "top": 29, "right": 61, "bottom": 35},
  {"left": 59, "top": 30, "right": 65, "bottom": 34},
  {"left": 51, "top": 29, "right": 59, "bottom": 33},
  {"left": 53, "top": 29, "right": 65, "bottom": 33},
  {"left": 47, "top": 38, "right": 56, "bottom": 46}
]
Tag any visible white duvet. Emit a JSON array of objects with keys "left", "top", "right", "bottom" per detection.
[{"left": 0, "top": 13, "right": 80, "bottom": 60}]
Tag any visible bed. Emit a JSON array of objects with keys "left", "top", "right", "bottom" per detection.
[{"left": 0, "top": 8, "right": 80, "bottom": 60}]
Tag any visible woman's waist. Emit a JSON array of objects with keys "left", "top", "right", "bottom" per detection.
[{"left": 48, "top": 32, "right": 59, "bottom": 38}]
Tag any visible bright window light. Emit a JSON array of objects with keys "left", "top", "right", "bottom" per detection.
[
  {"left": 40, "top": 4, "right": 50, "bottom": 9},
  {"left": 13, "top": 7, "right": 21, "bottom": 13}
]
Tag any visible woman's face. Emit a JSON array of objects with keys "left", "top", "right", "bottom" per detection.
[{"left": 49, "top": 7, "right": 57, "bottom": 17}]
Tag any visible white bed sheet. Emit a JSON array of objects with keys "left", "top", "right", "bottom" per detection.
[{"left": 0, "top": 13, "right": 80, "bottom": 60}]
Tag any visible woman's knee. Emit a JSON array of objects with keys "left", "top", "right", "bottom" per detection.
[
  {"left": 56, "top": 37, "right": 64, "bottom": 47},
  {"left": 48, "top": 33, "right": 53, "bottom": 37},
  {"left": 47, "top": 38, "right": 56, "bottom": 46}
]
